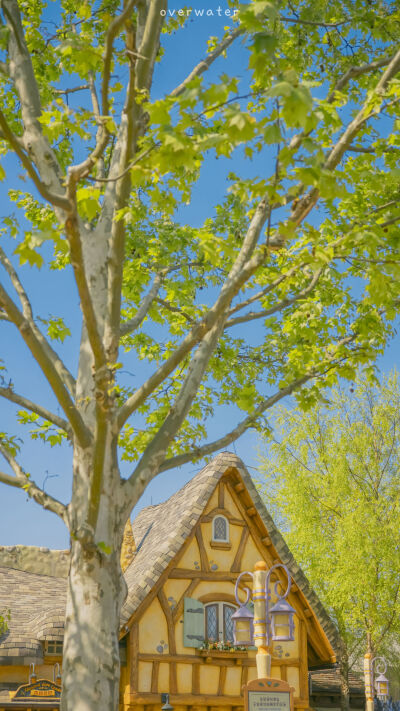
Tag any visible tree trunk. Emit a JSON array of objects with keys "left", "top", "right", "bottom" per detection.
[
  {"left": 61, "top": 534, "right": 127, "bottom": 711},
  {"left": 339, "top": 646, "right": 351, "bottom": 711}
]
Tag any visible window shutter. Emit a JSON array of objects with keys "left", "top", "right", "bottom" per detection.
[{"left": 183, "top": 597, "right": 204, "bottom": 648}]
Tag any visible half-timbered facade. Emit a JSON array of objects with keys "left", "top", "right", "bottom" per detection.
[{"left": 0, "top": 452, "right": 346, "bottom": 711}]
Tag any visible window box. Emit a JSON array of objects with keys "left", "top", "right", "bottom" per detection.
[{"left": 196, "top": 648, "right": 248, "bottom": 664}]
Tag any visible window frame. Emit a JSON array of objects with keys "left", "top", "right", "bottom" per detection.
[
  {"left": 212, "top": 514, "right": 229, "bottom": 543},
  {"left": 204, "top": 601, "right": 237, "bottom": 644}
]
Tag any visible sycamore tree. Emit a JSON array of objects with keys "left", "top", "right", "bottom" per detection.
[
  {"left": 1, "top": 0, "right": 400, "bottom": 709},
  {"left": 258, "top": 372, "right": 400, "bottom": 711}
]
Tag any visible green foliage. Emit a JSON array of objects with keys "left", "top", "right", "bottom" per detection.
[{"left": 258, "top": 372, "right": 400, "bottom": 659}]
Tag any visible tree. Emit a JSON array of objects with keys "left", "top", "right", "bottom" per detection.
[
  {"left": 0, "top": 1, "right": 400, "bottom": 709},
  {"left": 258, "top": 372, "right": 400, "bottom": 711}
]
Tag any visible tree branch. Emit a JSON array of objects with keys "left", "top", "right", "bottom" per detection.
[
  {"left": 270, "top": 49, "right": 400, "bottom": 248},
  {"left": 0, "top": 385, "right": 70, "bottom": 434},
  {"left": 120, "top": 273, "right": 163, "bottom": 337},
  {"left": 158, "top": 374, "right": 313, "bottom": 472},
  {"left": 117, "top": 197, "right": 270, "bottom": 430},
  {"left": 2, "top": 0, "right": 64, "bottom": 196},
  {"left": 225, "top": 268, "right": 324, "bottom": 328},
  {"left": 0, "top": 282, "right": 91, "bottom": 447},
  {"left": 169, "top": 26, "right": 244, "bottom": 98},
  {"left": 0, "top": 108, "right": 70, "bottom": 210},
  {"left": 64, "top": 210, "right": 107, "bottom": 372},
  {"left": 0, "top": 443, "right": 67, "bottom": 520},
  {"left": 0, "top": 246, "right": 76, "bottom": 395}
]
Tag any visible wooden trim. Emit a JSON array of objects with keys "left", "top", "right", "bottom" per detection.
[
  {"left": 138, "top": 652, "right": 257, "bottom": 667},
  {"left": 241, "top": 665, "right": 248, "bottom": 687},
  {"left": 235, "top": 482, "right": 245, "bottom": 493},
  {"left": 192, "top": 662, "right": 200, "bottom": 694},
  {"left": 218, "top": 666, "right": 227, "bottom": 695},
  {"left": 129, "top": 622, "right": 139, "bottom": 692},
  {"left": 129, "top": 693, "right": 247, "bottom": 705},
  {"left": 170, "top": 661, "right": 177, "bottom": 695},
  {"left": 172, "top": 578, "right": 199, "bottom": 624},
  {"left": 218, "top": 483, "right": 224, "bottom": 509},
  {"left": 224, "top": 480, "right": 273, "bottom": 564},
  {"left": 198, "top": 592, "right": 237, "bottom": 605},
  {"left": 280, "top": 665, "right": 287, "bottom": 682},
  {"left": 304, "top": 609, "right": 313, "bottom": 618},
  {"left": 170, "top": 569, "right": 239, "bottom": 580},
  {"left": 157, "top": 588, "right": 176, "bottom": 655},
  {"left": 299, "top": 618, "right": 308, "bottom": 701},
  {"left": 151, "top": 661, "right": 159, "bottom": 693},
  {"left": 210, "top": 541, "right": 232, "bottom": 550},
  {"left": 262, "top": 536, "right": 272, "bottom": 546},
  {"left": 230, "top": 528, "right": 249, "bottom": 573},
  {"left": 201, "top": 508, "right": 244, "bottom": 526},
  {"left": 195, "top": 526, "right": 210, "bottom": 572}
]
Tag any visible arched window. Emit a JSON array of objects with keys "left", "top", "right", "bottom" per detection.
[
  {"left": 205, "top": 602, "right": 237, "bottom": 644},
  {"left": 212, "top": 515, "right": 229, "bottom": 543}
]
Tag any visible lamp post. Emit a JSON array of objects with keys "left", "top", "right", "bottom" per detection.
[
  {"left": 364, "top": 655, "right": 390, "bottom": 711},
  {"left": 161, "top": 693, "right": 174, "bottom": 711},
  {"left": 232, "top": 560, "right": 296, "bottom": 679}
]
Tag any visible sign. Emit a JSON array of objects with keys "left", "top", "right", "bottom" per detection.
[
  {"left": 12, "top": 679, "right": 61, "bottom": 701},
  {"left": 244, "top": 678, "right": 294, "bottom": 711}
]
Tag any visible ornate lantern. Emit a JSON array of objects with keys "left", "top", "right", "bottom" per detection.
[
  {"left": 270, "top": 596, "right": 296, "bottom": 642},
  {"left": 232, "top": 603, "right": 254, "bottom": 647},
  {"left": 375, "top": 671, "right": 389, "bottom": 700}
]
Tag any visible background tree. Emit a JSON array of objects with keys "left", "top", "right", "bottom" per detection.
[
  {"left": 258, "top": 372, "right": 400, "bottom": 711},
  {"left": 1, "top": 1, "right": 400, "bottom": 709}
]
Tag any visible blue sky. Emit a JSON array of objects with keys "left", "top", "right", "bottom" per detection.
[{"left": 0, "top": 2, "right": 399, "bottom": 549}]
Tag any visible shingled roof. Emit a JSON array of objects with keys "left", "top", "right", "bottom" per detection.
[
  {"left": 0, "top": 567, "right": 65, "bottom": 664},
  {"left": 0, "top": 451, "right": 342, "bottom": 663}
]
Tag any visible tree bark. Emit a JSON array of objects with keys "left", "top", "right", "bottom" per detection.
[
  {"left": 61, "top": 532, "right": 127, "bottom": 711},
  {"left": 339, "top": 645, "right": 351, "bottom": 711}
]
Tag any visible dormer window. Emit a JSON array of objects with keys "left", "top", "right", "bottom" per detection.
[{"left": 212, "top": 515, "right": 229, "bottom": 543}]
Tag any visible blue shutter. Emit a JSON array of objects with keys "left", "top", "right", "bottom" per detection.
[{"left": 183, "top": 597, "right": 204, "bottom": 648}]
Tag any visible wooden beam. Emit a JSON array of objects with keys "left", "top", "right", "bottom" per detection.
[
  {"left": 137, "top": 652, "right": 258, "bottom": 667},
  {"left": 157, "top": 588, "right": 176, "bottom": 655},
  {"left": 201, "top": 508, "right": 244, "bottom": 526},
  {"left": 230, "top": 528, "right": 250, "bottom": 573},
  {"left": 151, "top": 660, "right": 159, "bottom": 694},
  {"left": 172, "top": 578, "right": 199, "bottom": 625},
  {"left": 129, "top": 622, "right": 139, "bottom": 692},
  {"left": 128, "top": 692, "right": 310, "bottom": 706},
  {"left": 169, "top": 568, "right": 239, "bottom": 580},
  {"left": 195, "top": 526, "right": 210, "bottom": 572},
  {"left": 218, "top": 666, "right": 227, "bottom": 695},
  {"left": 247, "top": 506, "right": 257, "bottom": 517},
  {"left": 235, "top": 482, "right": 245, "bottom": 493},
  {"left": 299, "top": 618, "right": 308, "bottom": 702},
  {"left": 192, "top": 662, "right": 200, "bottom": 694},
  {"left": 262, "top": 536, "right": 272, "bottom": 546},
  {"left": 218, "top": 483, "right": 224, "bottom": 509}
]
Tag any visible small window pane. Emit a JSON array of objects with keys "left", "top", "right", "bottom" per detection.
[
  {"left": 213, "top": 516, "right": 227, "bottom": 541},
  {"left": 46, "top": 641, "right": 63, "bottom": 655},
  {"left": 206, "top": 604, "right": 218, "bottom": 641},
  {"left": 223, "top": 604, "right": 235, "bottom": 644}
]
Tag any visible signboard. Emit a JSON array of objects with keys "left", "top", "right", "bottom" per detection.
[
  {"left": 244, "top": 678, "right": 294, "bottom": 711},
  {"left": 12, "top": 679, "right": 61, "bottom": 701}
]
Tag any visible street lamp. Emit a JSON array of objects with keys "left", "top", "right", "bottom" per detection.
[
  {"left": 232, "top": 560, "right": 296, "bottom": 678},
  {"left": 364, "top": 654, "right": 390, "bottom": 711},
  {"left": 373, "top": 658, "right": 389, "bottom": 701}
]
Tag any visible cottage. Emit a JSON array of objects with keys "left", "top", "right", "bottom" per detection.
[{"left": 0, "top": 452, "right": 352, "bottom": 711}]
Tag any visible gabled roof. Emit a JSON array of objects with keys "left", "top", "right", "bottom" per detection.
[
  {"left": 0, "top": 452, "right": 342, "bottom": 663},
  {"left": 122, "top": 452, "right": 342, "bottom": 657}
]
